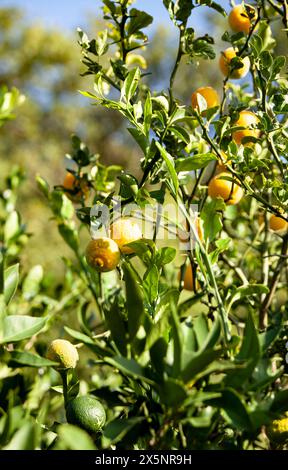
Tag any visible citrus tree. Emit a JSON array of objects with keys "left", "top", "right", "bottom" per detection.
[{"left": 1, "top": 0, "right": 288, "bottom": 451}]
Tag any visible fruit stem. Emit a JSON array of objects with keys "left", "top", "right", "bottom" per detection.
[
  {"left": 177, "top": 199, "right": 231, "bottom": 344},
  {"left": 60, "top": 369, "right": 69, "bottom": 410}
]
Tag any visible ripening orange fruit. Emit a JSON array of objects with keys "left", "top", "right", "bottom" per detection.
[
  {"left": 178, "top": 263, "right": 195, "bottom": 291},
  {"left": 85, "top": 237, "right": 120, "bottom": 272},
  {"left": 110, "top": 218, "right": 142, "bottom": 254},
  {"left": 191, "top": 86, "right": 220, "bottom": 112},
  {"left": 208, "top": 172, "right": 244, "bottom": 205},
  {"left": 228, "top": 4, "right": 256, "bottom": 35},
  {"left": 63, "top": 172, "right": 89, "bottom": 202},
  {"left": 269, "top": 214, "right": 288, "bottom": 233},
  {"left": 219, "top": 47, "right": 250, "bottom": 79},
  {"left": 232, "top": 110, "right": 260, "bottom": 146}
]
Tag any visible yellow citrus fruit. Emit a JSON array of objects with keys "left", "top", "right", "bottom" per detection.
[
  {"left": 208, "top": 172, "right": 244, "bottom": 205},
  {"left": 191, "top": 86, "right": 220, "bottom": 112},
  {"left": 110, "top": 218, "right": 142, "bottom": 254},
  {"left": 85, "top": 237, "right": 120, "bottom": 272},
  {"left": 47, "top": 339, "right": 79, "bottom": 369},
  {"left": 219, "top": 47, "right": 250, "bottom": 79},
  {"left": 232, "top": 110, "right": 260, "bottom": 145},
  {"left": 267, "top": 417, "right": 288, "bottom": 443},
  {"left": 269, "top": 214, "right": 288, "bottom": 233},
  {"left": 63, "top": 172, "right": 89, "bottom": 202},
  {"left": 228, "top": 4, "right": 256, "bottom": 34}
]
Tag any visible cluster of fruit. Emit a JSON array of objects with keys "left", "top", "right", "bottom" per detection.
[
  {"left": 47, "top": 339, "right": 106, "bottom": 434},
  {"left": 190, "top": 3, "right": 287, "bottom": 229},
  {"left": 59, "top": 4, "right": 286, "bottom": 287}
]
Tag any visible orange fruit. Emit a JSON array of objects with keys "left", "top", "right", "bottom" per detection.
[
  {"left": 232, "top": 110, "right": 260, "bottom": 145},
  {"left": 85, "top": 237, "right": 120, "bottom": 272},
  {"left": 178, "top": 263, "right": 195, "bottom": 291},
  {"left": 208, "top": 172, "right": 243, "bottom": 205},
  {"left": 228, "top": 4, "right": 256, "bottom": 34},
  {"left": 110, "top": 218, "right": 142, "bottom": 254},
  {"left": 219, "top": 47, "right": 250, "bottom": 79},
  {"left": 269, "top": 214, "right": 288, "bottom": 233},
  {"left": 191, "top": 86, "right": 220, "bottom": 112},
  {"left": 63, "top": 172, "right": 89, "bottom": 202}
]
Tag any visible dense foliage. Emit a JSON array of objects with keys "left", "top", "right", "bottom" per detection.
[{"left": 0, "top": 0, "right": 288, "bottom": 450}]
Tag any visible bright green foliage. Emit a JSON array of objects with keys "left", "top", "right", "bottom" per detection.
[{"left": 0, "top": 0, "right": 288, "bottom": 451}]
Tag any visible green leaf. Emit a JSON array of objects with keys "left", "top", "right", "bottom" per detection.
[
  {"left": 22, "top": 265, "right": 43, "bottom": 300},
  {"left": 158, "top": 378, "right": 187, "bottom": 406},
  {"left": 4, "top": 211, "right": 19, "bottom": 242},
  {"left": 175, "top": 153, "right": 217, "bottom": 172},
  {"left": 156, "top": 247, "right": 176, "bottom": 266},
  {"left": 122, "top": 67, "right": 141, "bottom": 103},
  {"left": 155, "top": 141, "right": 179, "bottom": 197},
  {"left": 170, "top": 292, "right": 183, "bottom": 377},
  {"left": 225, "top": 313, "right": 260, "bottom": 388},
  {"left": 208, "top": 388, "right": 252, "bottom": 431},
  {"left": 123, "top": 263, "right": 145, "bottom": 341},
  {"left": 105, "top": 356, "right": 154, "bottom": 385},
  {"left": 4, "top": 264, "right": 19, "bottom": 305},
  {"left": 226, "top": 284, "right": 269, "bottom": 312},
  {"left": 193, "top": 313, "right": 209, "bottom": 349},
  {"left": 64, "top": 326, "right": 110, "bottom": 357},
  {"left": 127, "top": 127, "right": 149, "bottom": 154},
  {"left": 143, "top": 91, "right": 152, "bottom": 136},
  {"left": 36, "top": 175, "right": 50, "bottom": 198},
  {"left": 258, "top": 321, "right": 282, "bottom": 353},
  {"left": 9, "top": 350, "right": 57, "bottom": 367},
  {"left": 181, "top": 349, "right": 222, "bottom": 383},
  {"left": 58, "top": 223, "right": 79, "bottom": 252},
  {"left": 0, "top": 315, "right": 47, "bottom": 344},
  {"left": 56, "top": 424, "right": 96, "bottom": 450},
  {"left": 127, "top": 9, "right": 153, "bottom": 35},
  {"left": 104, "top": 300, "right": 127, "bottom": 356},
  {"left": 202, "top": 199, "right": 225, "bottom": 242},
  {"left": 3, "top": 421, "right": 40, "bottom": 450},
  {"left": 104, "top": 417, "right": 144, "bottom": 444},
  {"left": 143, "top": 265, "right": 159, "bottom": 303}
]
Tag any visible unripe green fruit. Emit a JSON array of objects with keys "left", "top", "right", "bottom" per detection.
[
  {"left": 47, "top": 339, "right": 79, "bottom": 369},
  {"left": 66, "top": 395, "right": 106, "bottom": 433}
]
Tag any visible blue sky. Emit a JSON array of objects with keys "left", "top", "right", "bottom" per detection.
[{"left": 1, "top": 0, "right": 231, "bottom": 34}]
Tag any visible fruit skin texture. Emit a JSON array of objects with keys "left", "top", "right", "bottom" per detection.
[
  {"left": 191, "top": 87, "right": 219, "bottom": 111},
  {"left": 110, "top": 218, "right": 142, "bottom": 254},
  {"left": 219, "top": 47, "right": 250, "bottom": 79},
  {"left": 63, "top": 172, "right": 89, "bottom": 202},
  {"left": 208, "top": 172, "right": 244, "bottom": 205},
  {"left": 228, "top": 4, "right": 255, "bottom": 34},
  {"left": 269, "top": 214, "right": 288, "bottom": 233},
  {"left": 47, "top": 339, "right": 79, "bottom": 369},
  {"left": 86, "top": 237, "right": 120, "bottom": 272},
  {"left": 66, "top": 395, "right": 106, "bottom": 433},
  {"left": 232, "top": 110, "right": 260, "bottom": 146}
]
